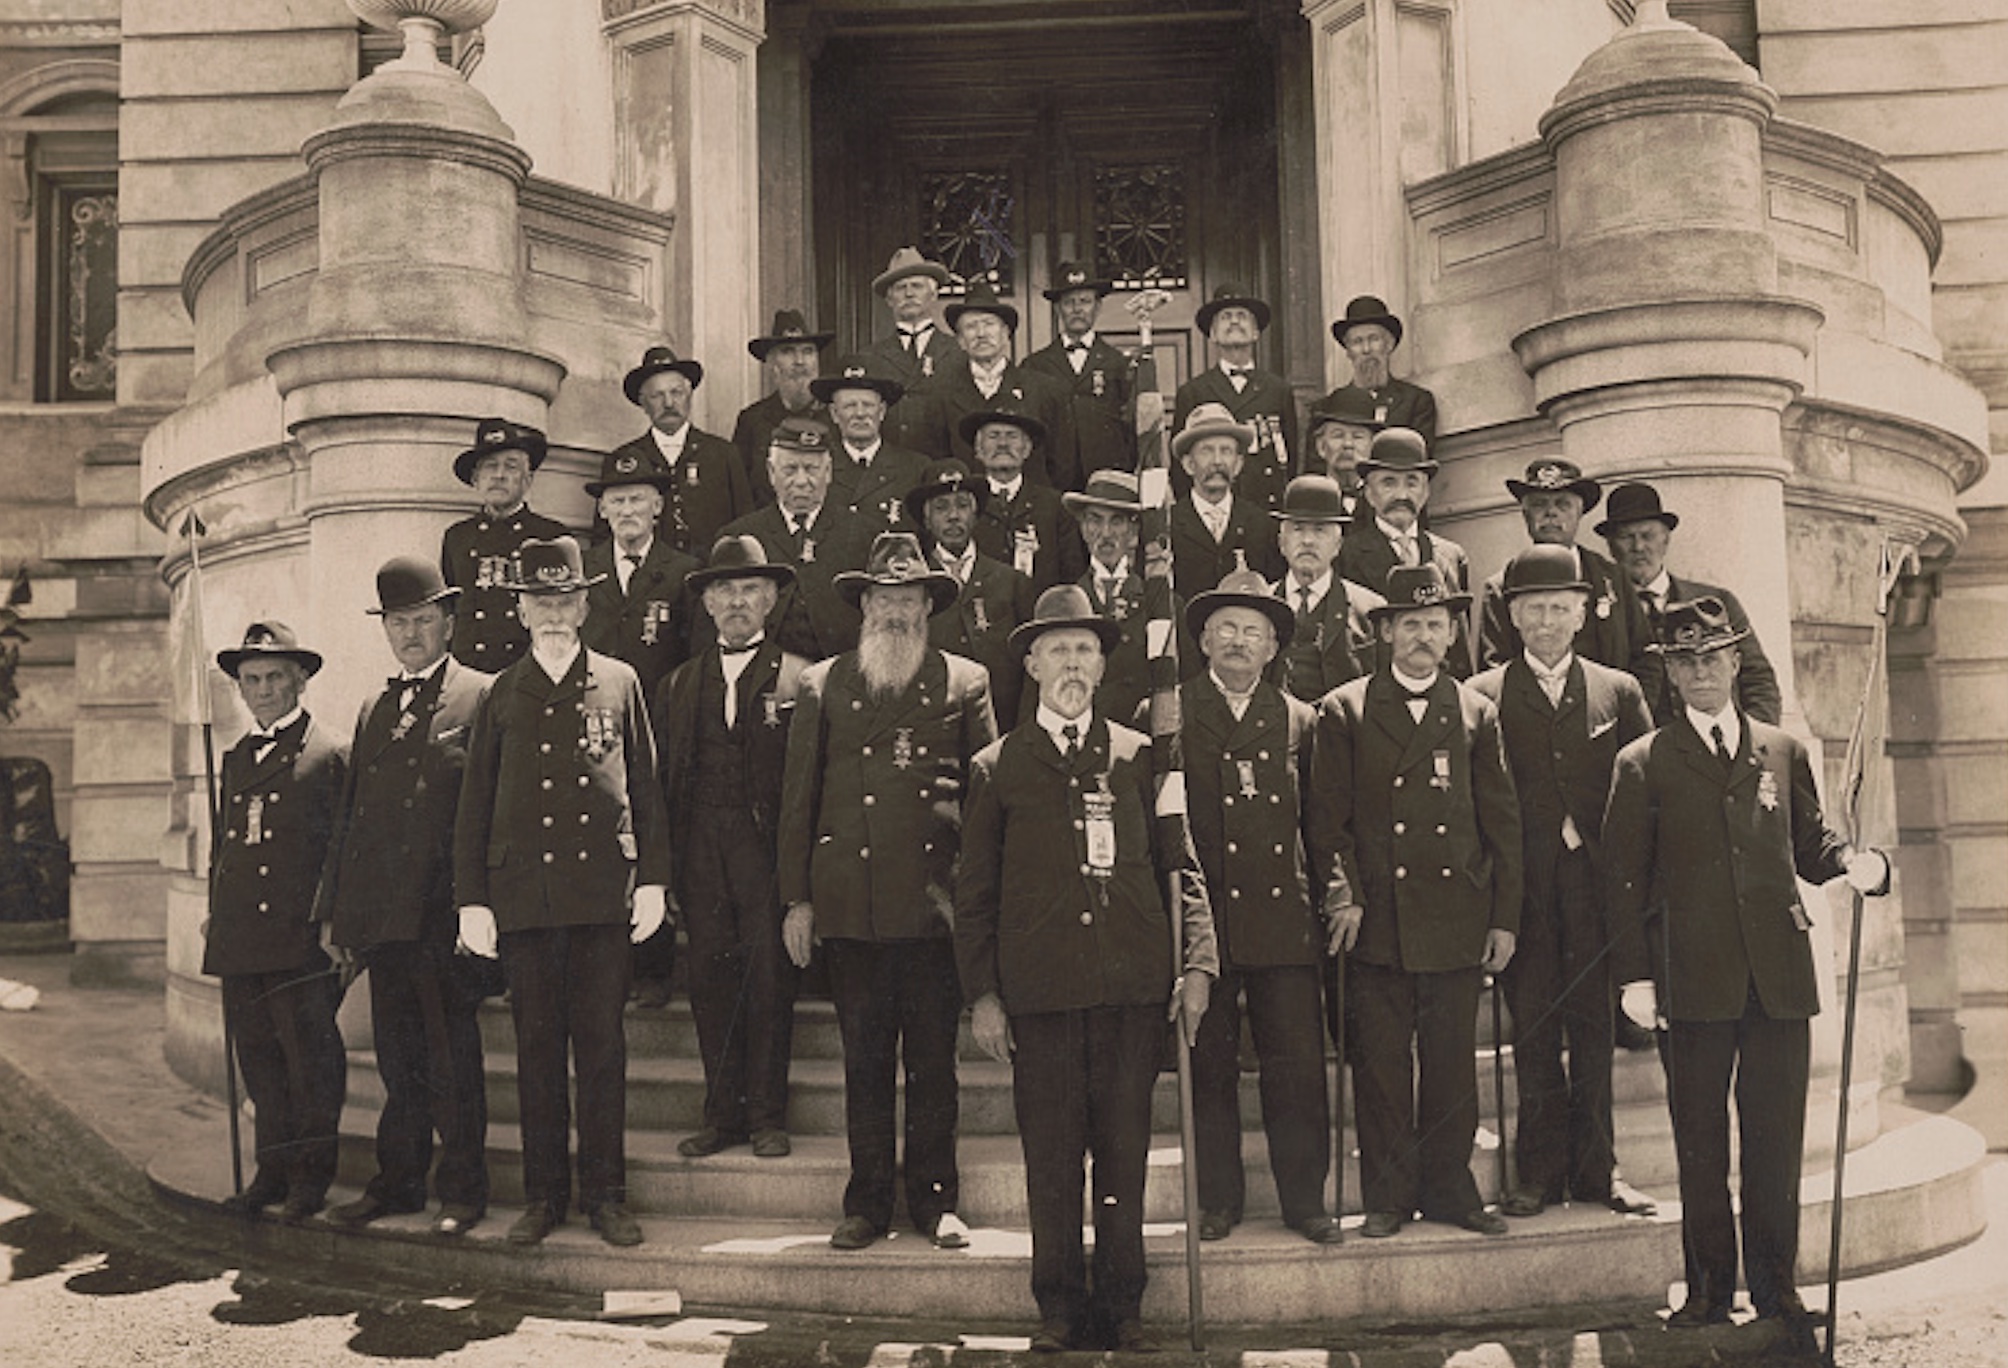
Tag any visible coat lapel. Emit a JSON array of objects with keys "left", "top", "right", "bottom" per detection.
[{"left": 1395, "top": 677, "right": 1458, "bottom": 774}]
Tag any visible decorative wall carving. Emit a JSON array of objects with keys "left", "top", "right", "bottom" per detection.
[{"left": 58, "top": 189, "right": 116, "bottom": 401}]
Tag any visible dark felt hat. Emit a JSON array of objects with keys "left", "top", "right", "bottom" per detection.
[
  {"left": 809, "top": 354, "right": 906, "bottom": 406},
  {"left": 768, "top": 415, "right": 836, "bottom": 457},
  {"left": 623, "top": 345, "right": 704, "bottom": 405},
  {"left": 366, "top": 556, "right": 458, "bottom": 616},
  {"left": 1270, "top": 474, "right": 1352, "bottom": 525},
  {"left": 871, "top": 246, "right": 950, "bottom": 296},
  {"left": 1648, "top": 595, "right": 1748, "bottom": 656},
  {"left": 1331, "top": 294, "right": 1405, "bottom": 348},
  {"left": 1061, "top": 469, "right": 1145, "bottom": 517},
  {"left": 583, "top": 446, "right": 673, "bottom": 498},
  {"left": 904, "top": 459, "right": 990, "bottom": 529},
  {"left": 1043, "top": 261, "right": 1114, "bottom": 301},
  {"left": 686, "top": 534, "right": 796, "bottom": 594},
  {"left": 943, "top": 280, "right": 1019, "bottom": 333},
  {"left": 503, "top": 536, "right": 605, "bottom": 595},
  {"left": 1594, "top": 481, "right": 1681, "bottom": 538},
  {"left": 1370, "top": 562, "right": 1472, "bottom": 621},
  {"left": 749, "top": 308, "right": 836, "bottom": 361},
  {"left": 1307, "top": 387, "right": 1389, "bottom": 435},
  {"left": 1008, "top": 583, "right": 1123, "bottom": 658},
  {"left": 957, "top": 401, "right": 1046, "bottom": 449},
  {"left": 1186, "top": 563, "right": 1295, "bottom": 650},
  {"left": 1500, "top": 544, "right": 1592, "bottom": 600},
  {"left": 218, "top": 620, "right": 323, "bottom": 679},
  {"left": 1506, "top": 457, "right": 1602, "bottom": 513},
  {"left": 452, "top": 417, "right": 548, "bottom": 486},
  {"left": 1355, "top": 426, "right": 1439, "bottom": 477},
  {"left": 1195, "top": 283, "right": 1272, "bottom": 335},
  {"left": 832, "top": 531, "right": 960, "bottom": 615}
]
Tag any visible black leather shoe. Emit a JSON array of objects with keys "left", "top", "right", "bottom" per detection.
[
  {"left": 1111, "top": 1319, "right": 1160, "bottom": 1354},
  {"left": 1605, "top": 1179, "right": 1658, "bottom": 1216},
  {"left": 829, "top": 1215, "right": 883, "bottom": 1250},
  {"left": 677, "top": 1128, "right": 747, "bottom": 1158},
  {"left": 1197, "top": 1210, "right": 1234, "bottom": 1241},
  {"left": 750, "top": 1129, "right": 791, "bottom": 1158},
  {"left": 590, "top": 1202, "right": 644, "bottom": 1247},
  {"left": 1499, "top": 1186, "right": 1548, "bottom": 1218},
  {"left": 1028, "top": 1321, "right": 1075, "bottom": 1354},
  {"left": 929, "top": 1212, "right": 971, "bottom": 1249},
  {"left": 1294, "top": 1215, "right": 1345, "bottom": 1244},
  {"left": 1665, "top": 1298, "right": 1733, "bottom": 1329},
  {"left": 279, "top": 1190, "right": 326, "bottom": 1222},
  {"left": 633, "top": 979, "right": 674, "bottom": 1010},
  {"left": 327, "top": 1194, "right": 420, "bottom": 1228},
  {"left": 1757, "top": 1294, "right": 1818, "bottom": 1354},
  {"left": 220, "top": 1177, "right": 287, "bottom": 1217},
  {"left": 1453, "top": 1207, "right": 1508, "bottom": 1236},
  {"left": 1616, "top": 1014, "right": 1658, "bottom": 1052},
  {"left": 1361, "top": 1210, "right": 1404, "bottom": 1239},
  {"left": 508, "top": 1202, "right": 563, "bottom": 1245},
  {"left": 432, "top": 1203, "right": 483, "bottom": 1237}
]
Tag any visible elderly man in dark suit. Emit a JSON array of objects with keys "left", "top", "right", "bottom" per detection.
[
  {"left": 812, "top": 355, "right": 931, "bottom": 535},
  {"left": 1181, "top": 569, "right": 1343, "bottom": 1246},
  {"left": 1337, "top": 427, "right": 1474, "bottom": 676},
  {"left": 718, "top": 416, "right": 876, "bottom": 661},
  {"left": 1319, "top": 295, "right": 1438, "bottom": 448},
  {"left": 1477, "top": 460, "right": 1660, "bottom": 706},
  {"left": 909, "top": 459, "right": 1035, "bottom": 725},
  {"left": 454, "top": 535, "right": 672, "bottom": 1249},
  {"left": 1604, "top": 597, "right": 1889, "bottom": 1338},
  {"left": 1595, "top": 481, "right": 1782, "bottom": 725},
  {"left": 610, "top": 345, "right": 754, "bottom": 558},
  {"left": 320, "top": 560, "right": 493, "bottom": 1236},
  {"left": 956, "top": 584, "right": 1216, "bottom": 1355},
  {"left": 1061, "top": 470, "right": 1193, "bottom": 729},
  {"left": 1304, "top": 387, "right": 1382, "bottom": 519},
  {"left": 655, "top": 536, "right": 810, "bottom": 1161},
  {"left": 967, "top": 406, "right": 1084, "bottom": 595},
  {"left": 1309, "top": 563, "right": 1523, "bottom": 1239},
  {"left": 731, "top": 309, "right": 835, "bottom": 505},
  {"left": 1268, "top": 475, "right": 1381, "bottom": 704},
  {"left": 206, "top": 622, "right": 347, "bottom": 1222},
  {"left": 1169, "top": 403, "right": 1285, "bottom": 603},
  {"left": 1173, "top": 284, "right": 1300, "bottom": 511},
  {"left": 862, "top": 247, "right": 960, "bottom": 457},
  {"left": 778, "top": 531, "right": 998, "bottom": 1252},
  {"left": 1468, "top": 546, "right": 1656, "bottom": 1223},
  {"left": 930, "top": 282, "right": 1076, "bottom": 488},
  {"left": 1022, "top": 262, "right": 1134, "bottom": 483},
  {"left": 440, "top": 418, "right": 569, "bottom": 672}
]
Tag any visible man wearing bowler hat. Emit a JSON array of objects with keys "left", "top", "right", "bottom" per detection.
[
  {"left": 441, "top": 418, "right": 570, "bottom": 671},
  {"left": 654, "top": 536, "right": 811, "bottom": 1161},
  {"left": 1022, "top": 262, "right": 1135, "bottom": 483},
  {"left": 1063, "top": 469, "right": 1193, "bottom": 728},
  {"left": 610, "top": 345, "right": 753, "bottom": 558},
  {"left": 1173, "top": 283, "right": 1301, "bottom": 511},
  {"left": 1603, "top": 597, "right": 1889, "bottom": 1338},
  {"left": 1268, "top": 474, "right": 1383, "bottom": 704},
  {"left": 812, "top": 354, "right": 932, "bottom": 534},
  {"left": 863, "top": 247, "right": 961, "bottom": 455},
  {"left": 965, "top": 403, "right": 1085, "bottom": 596},
  {"left": 1321, "top": 294, "right": 1438, "bottom": 448},
  {"left": 1339, "top": 427, "right": 1474, "bottom": 676},
  {"left": 956, "top": 583, "right": 1216, "bottom": 1353},
  {"left": 1596, "top": 480, "right": 1781, "bottom": 725},
  {"left": 1181, "top": 568, "right": 1344, "bottom": 1246},
  {"left": 1468, "top": 546, "right": 1656, "bottom": 1223},
  {"left": 932, "top": 280, "right": 1076, "bottom": 488},
  {"left": 733, "top": 308, "right": 836, "bottom": 506},
  {"left": 1308, "top": 563, "right": 1522, "bottom": 1239},
  {"left": 1170, "top": 402, "right": 1286, "bottom": 603},
  {"left": 453, "top": 535, "right": 671, "bottom": 1249},
  {"left": 908, "top": 459, "right": 1036, "bottom": 725},
  {"left": 1478, "top": 459, "right": 1659, "bottom": 704},
  {"left": 319, "top": 560, "right": 493, "bottom": 1237},
  {"left": 778, "top": 531, "right": 997, "bottom": 1251},
  {"left": 207, "top": 622, "right": 348, "bottom": 1222}
]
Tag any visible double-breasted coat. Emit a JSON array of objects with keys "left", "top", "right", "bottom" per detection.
[
  {"left": 1022, "top": 335, "right": 1136, "bottom": 483},
  {"left": 440, "top": 507, "right": 570, "bottom": 671},
  {"left": 929, "top": 550, "right": 1035, "bottom": 726},
  {"left": 452, "top": 648, "right": 672, "bottom": 933},
  {"left": 717, "top": 501, "right": 877, "bottom": 661},
  {"left": 777, "top": 649, "right": 998, "bottom": 941},
  {"left": 1173, "top": 365, "right": 1302, "bottom": 511},
  {"left": 607, "top": 429, "right": 754, "bottom": 560},
  {"left": 1169, "top": 495, "right": 1285, "bottom": 604},
  {"left": 829, "top": 442, "right": 932, "bottom": 534},
  {"left": 581, "top": 537, "right": 702, "bottom": 700}
]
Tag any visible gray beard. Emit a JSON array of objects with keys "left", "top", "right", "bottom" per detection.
[{"left": 857, "top": 620, "right": 927, "bottom": 698}]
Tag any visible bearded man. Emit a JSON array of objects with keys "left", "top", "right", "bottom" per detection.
[{"left": 777, "top": 531, "right": 999, "bottom": 1251}]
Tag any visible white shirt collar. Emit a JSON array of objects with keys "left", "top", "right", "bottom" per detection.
[
  {"left": 1393, "top": 668, "right": 1438, "bottom": 696},
  {"left": 846, "top": 438, "right": 882, "bottom": 466},
  {"left": 938, "top": 543, "right": 976, "bottom": 578},
  {"left": 650, "top": 424, "right": 690, "bottom": 462},
  {"left": 1376, "top": 514, "right": 1417, "bottom": 543},
  {"left": 533, "top": 642, "right": 581, "bottom": 684},
  {"left": 1284, "top": 568, "right": 1333, "bottom": 606},
  {"left": 617, "top": 535, "right": 654, "bottom": 563},
  {"left": 1524, "top": 649, "right": 1575, "bottom": 680},
  {"left": 1687, "top": 703, "right": 1740, "bottom": 756},
  {"left": 1190, "top": 488, "right": 1232, "bottom": 519},
  {"left": 988, "top": 474, "right": 1022, "bottom": 501},
  {"left": 250, "top": 705, "right": 304, "bottom": 741},
  {"left": 1643, "top": 569, "right": 1673, "bottom": 599},
  {"left": 969, "top": 355, "right": 1008, "bottom": 382},
  {"left": 1037, "top": 703, "right": 1092, "bottom": 750},
  {"left": 398, "top": 657, "right": 448, "bottom": 686},
  {"left": 1092, "top": 556, "right": 1132, "bottom": 584}
]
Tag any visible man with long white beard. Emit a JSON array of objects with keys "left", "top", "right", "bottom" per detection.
[{"left": 777, "top": 531, "right": 998, "bottom": 1251}]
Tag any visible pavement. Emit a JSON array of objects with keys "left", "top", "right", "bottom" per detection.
[{"left": 1, "top": 947, "right": 2003, "bottom": 1367}]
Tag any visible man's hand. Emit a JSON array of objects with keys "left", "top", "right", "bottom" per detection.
[
  {"left": 630, "top": 884, "right": 667, "bottom": 945},
  {"left": 1620, "top": 980, "right": 1662, "bottom": 1032},
  {"left": 1481, "top": 928, "right": 1516, "bottom": 975},
  {"left": 457, "top": 905, "right": 499, "bottom": 959},
  {"left": 1170, "top": 971, "right": 1212, "bottom": 1048},
  {"left": 782, "top": 902, "right": 816, "bottom": 969},
  {"left": 1325, "top": 903, "right": 1362, "bottom": 955},
  {"left": 971, "top": 993, "right": 1013, "bottom": 1063},
  {"left": 1844, "top": 848, "right": 1891, "bottom": 896}
]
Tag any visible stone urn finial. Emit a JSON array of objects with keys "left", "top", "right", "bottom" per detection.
[
  {"left": 348, "top": 0, "right": 498, "bottom": 72},
  {"left": 1632, "top": 0, "right": 1679, "bottom": 28}
]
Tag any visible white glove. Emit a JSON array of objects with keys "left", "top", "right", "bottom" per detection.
[
  {"left": 1620, "top": 980, "right": 1661, "bottom": 1032},
  {"left": 971, "top": 994, "right": 1013, "bottom": 1063},
  {"left": 782, "top": 902, "right": 816, "bottom": 969},
  {"left": 457, "top": 904, "right": 499, "bottom": 959},
  {"left": 1844, "top": 848, "right": 1891, "bottom": 896},
  {"left": 631, "top": 884, "right": 667, "bottom": 944}
]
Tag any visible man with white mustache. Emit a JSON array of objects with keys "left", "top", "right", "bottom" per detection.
[{"left": 1172, "top": 284, "right": 1300, "bottom": 512}]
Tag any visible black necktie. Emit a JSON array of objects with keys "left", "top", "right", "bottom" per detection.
[
  {"left": 1296, "top": 586, "right": 1314, "bottom": 624},
  {"left": 1712, "top": 723, "right": 1732, "bottom": 767},
  {"left": 1642, "top": 588, "right": 1663, "bottom": 626},
  {"left": 1061, "top": 722, "right": 1081, "bottom": 759},
  {"left": 719, "top": 640, "right": 759, "bottom": 656},
  {"left": 388, "top": 676, "right": 418, "bottom": 708}
]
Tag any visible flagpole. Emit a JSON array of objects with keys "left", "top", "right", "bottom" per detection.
[
  {"left": 1821, "top": 538, "right": 1912, "bottom": 1366},
  {"left": 1128, "top": 287, "right": 1205, "bottom": 1350}
]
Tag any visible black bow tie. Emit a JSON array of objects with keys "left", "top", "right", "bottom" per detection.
[
  {"left": 1224, "top": 365, "right": 1251, "bottom": 376},
  {"left": 720, "top": 641, "right": 761, "bottom": 657},
  {"left": 899, "top": 326, "right": 929, "bottom": 338},
  {"left": 1064, "top": 340, "right": 1089, "bottom": 352}
]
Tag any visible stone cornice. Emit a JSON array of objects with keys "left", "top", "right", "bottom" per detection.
[
  {"left": 302, "top": 118, "right": 532, "bottom": 183},
  {"left": 1405, "top": 140, "right": 1553, "bottom": 217},
  {"left": 180, "top": 174, "right": 319, "bottom": 315},
  {"left": 521, "top": 176, "right": 675, "bottom": 241},
  {"left": 1540, "top": 75, "right": 1777, "bottom": 148},
  {"left": 603, "top": 0, "right": 766, "bottom": 45}
]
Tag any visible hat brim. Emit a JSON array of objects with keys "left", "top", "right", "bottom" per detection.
[
  {"left": 810, "top": 374, "right": 905, "bottom": 406},
  {"left": 957, "top": 409, "right": 1046, "bottom": 447},
  {"left": 833, "top": 570, "right": 961, "bottom": 616},
  {"left": 904, "top": 479, "right": 990, "bottom": 528},
  {"left": 1332, "top": 313, "right": 1404, "bottom": 348},
  {"left": 1507, "top": 478, "right": 1603, "bottom": 514},
  {"left": 943, "top": 299, "right": 1020, "bottom": 333},
  {"left": 1195, "top": 296, "right": 1272, "bottom": 334},
  {"left": 1501, "top": 577, "right": 1591, "bottom": 601},
  {"left": 502, "top": 573, "right": 607, "bottom": 595},
  {"left": 1185, "top": 591, "right": 1296, "bottom": 651},
  {"left": 1008, "top": 613, "right": 1124, "bottom": 659},
  {"left": 749, "top": 332, "right": 836, "bottom": 362},
  {"left": 1647, "top": 627, "right": 1749, "bottom": 657},
  {"left": 1594, "top": 509, "right": 1680, "bottom": 538},
  {"left": 365, "top": 586, "right": 460, "bottom": 616},
  {"left": 1356, "top": 456, "right": 1440, "bottom": 477},
  {"left": 217, "top": 646, "right": 324, "bottom": 678},
  {"left": 1308, "top": 409, "right": 1387, "bottom": 435},
  {"left": 1172, "top": 419, "right": 1256, "bottom": 461},
  {"left": 686, "top": 561, "right": 795, "bottom": 595},
  {"left": 584, "top": 472, "right": 674, "bottom": 498},
  {"left": 623, "top": 357, "right": 705, "bottom": 405},
  {"left": 1269, "top": 505, "right": 1351, "bottom": 525},
  {"left": 1061, "top": 490, "right": 1144, "bottom": 516},
  {"left": 1368, "top": 591, "right": 1472, "bottom": 621},
  {"left": 453, "top": 437, "right": 549, "bottom": 486},
  {"left": 1041, "top": 278, "right": 1115, "bottom": 301},
  {"left": 872, "top": 260, "right": 951, "bottom": 295}
]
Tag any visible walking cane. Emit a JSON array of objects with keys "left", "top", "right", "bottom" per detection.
[
  {"left": 1169, "top": 867, "right": 1205, "bottom": 1351},
  {"left": 182, "top": 512, "right": 243, "bottom": 1195},
  {"left": 1486, "top": 972, "right": 1509, "bottom": 1202},
  {"left": 1331, "top": 943, "right": 1347, "bottom": 1237}
]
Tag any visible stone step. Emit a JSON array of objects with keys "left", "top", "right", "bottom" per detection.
[{"left": 150, "top": 1108, "right": 1990, "bottom": 1329}]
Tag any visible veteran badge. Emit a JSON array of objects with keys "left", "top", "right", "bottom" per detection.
[
  {"left": 582, "top": 706, "right": 618, "bottom": 761},
  {"left": 1431, "top": 749, "right": 1452, "bottom": 791},
  {"left": 893, "top": 727, "right": 914, "bottom": 770},
  {"left": 1758, "top": 769, "right": 1779, "bottom": 812},
  {"left": 1083, "top": 773, "right": 1117, "bottom": 874}
]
